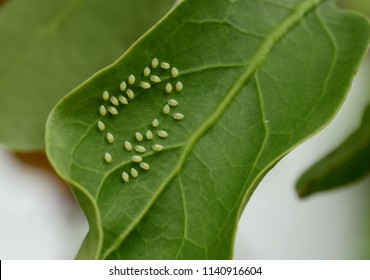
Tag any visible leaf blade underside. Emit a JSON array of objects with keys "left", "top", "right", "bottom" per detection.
[
  {"left": 0, "top": 0, "right": 174, "bottom": 151},
  {"left": 46, "top": 0, "right": 370, "bottom": 259}
]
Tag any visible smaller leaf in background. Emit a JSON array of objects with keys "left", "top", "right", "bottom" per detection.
[
  {"left": 296, "top": 103, "right": 370, "bottom": 198},
  {"left": 338, "top": 0, "right": 370, "bottom": 17},
  {"left": 0, "top": 0, "right": 173, "bottom": 151}
]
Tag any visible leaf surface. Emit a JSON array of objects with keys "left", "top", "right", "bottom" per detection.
[
  {"left": 46, "top": 0, "right": 370, "bottom": 259},
  {"left": 0, "top": 0, "right": 173, "bottom": 151},
  {"left": 297, "top": 102, "right": 370, "bottom": 197}
]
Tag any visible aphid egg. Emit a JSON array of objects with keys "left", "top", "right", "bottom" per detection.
[
  {"left": 104, "top": 152, "right": 112, "bottom": 163},
  {"left": 102, "top": 90, "right": 109, "bottom": 101},
  {"left": 140, "top": 162, "right": 150, "bottom": 171},
  {"left": 118, "top": 95, "right": 128, "bottom": 105},
  {"left": 163, "top": 104, "right": 171, "bottom": 114},
  {"left": 108, "top": 106, "right": 118, "bottom": 115},
  {"left": 122, "top": 172, "right": 129, "bottom": 183},
  {"left": 167, "top": 99, "right": 178, "bottom": 107},
  {"left": 99, "top": 105, "right": 107, "bottom": 116},
  {"left": 140, "top": 81, "right": 151, "bottom": 89},
  {"left": 152, "top": 144, "right": 163, "bottom": 152},
  {"left": 110, "top": 96, "right": 119, "bottom": 106},
  {"left": 157, "top": 130, "right": 168, "bottom": 138},
  {"left": 150, "top": 75, "right": 161, "bottom": 83},
  {"left": 126, "top": 89, "right": 134, "bottom": 99},
  {"left": 131, "top": 155, "right": 142, "bottom": 163},
  {"left": 128, "top": 74, "right": 135, "bottom": 85},
  {"left": 135, "top": 145, "right": 146, "bottom": 153},
  {"left": 135, "top": 132, "right": 143, "bottom": 142},
  {"left": 152, "top": 119, "right": 159, "bottom": 128},
  {"left": 171, "top": 67, "right": 179, "bottom": 78},
  {"left": 97, "top": 121, "right": 105, "bottom": 131},
  {"left": 120, "top": 81, "right": 127, "bottom": 92},
  {"left": 165, "top": 83, "right": 173, "bottom": 94},
  {"left": 131, "top": 168, "right": 138, "bottom": 178},
  {"left": 106, "top": 132, "right": 114, "bottom": 143},
  {"left": 124, "top": 141, "right": 132, "bottom": 151},
  {"left": 160, "top": 62, "right": 170, "bottom": 69},
  {"left": 151, "top": 58, "right": 159, "bottom": 68},
  {"left": 173, "top": 113, "right": 184, "bottom": 120},
  {"left": 146, "top": 130, "right": 153, "bottom": 140},
  {"left": 143, "top": 67, "right": 151, "bottom": 77},
  {"left": 176, "top": 81, "right": 183, "bottom": 92}
]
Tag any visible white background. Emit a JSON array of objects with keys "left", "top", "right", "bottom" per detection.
[{"left": 0, "top": 58, "right": 369, "bottom": 260}]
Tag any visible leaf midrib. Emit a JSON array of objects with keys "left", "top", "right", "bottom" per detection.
[{"left": 101, "top": 0, "right": 325, "bottom": 259}]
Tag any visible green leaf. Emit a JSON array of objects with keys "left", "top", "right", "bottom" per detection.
[
  {"left": 0, "top": 0, "right": 173, "bottom": 151},
  {"left": 46, "top": 0, "right": 370, "bottom": 259},
  {"left": 296, "top": 102, "right": 370, "bottom": 198},
  {"left": 338, "top": 0, "right": 370, "bottom": 17}
]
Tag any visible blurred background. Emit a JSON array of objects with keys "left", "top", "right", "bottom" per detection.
[{"left": 0, "top": 0, "right": 369, "bottom": 259}]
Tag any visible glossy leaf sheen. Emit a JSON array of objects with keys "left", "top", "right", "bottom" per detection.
[
  {"left": 46, "top": 0, "right": 370, "bottom": 259},
  {"left": 0, "top": 0, "right": 173, "bottom": 151},
  {"left": 297, "top": 103, "right": 370, "bottom": 197}
]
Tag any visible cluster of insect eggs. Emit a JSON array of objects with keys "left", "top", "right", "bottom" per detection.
[{"left": 96, "top": 58, "right": 185, "bottom": 184}]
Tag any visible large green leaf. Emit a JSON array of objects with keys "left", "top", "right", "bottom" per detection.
[
  {"left": 0, "top": 0, "right": 173, "bottom": 151},
  {"left": 296, "top": 102, "right": 370, "bottom": 197},
  {"left": 46, "top": 0, "right": 370, "bottom": 259}
]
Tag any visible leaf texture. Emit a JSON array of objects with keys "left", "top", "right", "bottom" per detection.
[
  {"left": 0, "top": 0, "right": 173, "bottom": 151},
  {"left": 46, "top": 0, "right": 370, "bottom": 259}
]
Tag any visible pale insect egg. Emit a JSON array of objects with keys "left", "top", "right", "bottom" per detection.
[
  {"left": 128, "top": 74, "right": 135, "bottom": 85},
  {"left": 110, "top": 96, "right": 119, "bottom": 106},
  {"left": 99, "top": 105, "right": 107, "bottom": 116},
  {"left": 106, "top": 132, "right": 114, "bottom": 143},
  {"left": 97, "top": 121, "right": 105, "bottom": 131},
  {"left": 108, "top": 106, "right": 118, "bottom": 115},
  {"left": 143, "top": 67, "right": 151, "bottom": 77},
  {"left": 124, "top": 141, "right": 132, "bottom": 151},
  {"left": 150, "top": 75, "right": 161, "bottom": 83},
  {"left": 131, "top": 168, "right": 138, "bottom": 178},
  {"left": 140, "top": 81, "right": 151, "bottom": 89},
  {"left": 152, "top": 144, "right": 163, "bottom": 152},
  {"left": 171, "top": 67, "right": 179, "bottom": 78},
  {"left": 157, "top": 130, "right": 168, "bottom": 138},
  {"left": 135, "top": 132, "right": 143, "bottom": 142},
  {"left": 165, "top": 83, "right": 173, "bottom": 94},
  {"left": 146, "top": 130, "right": 153, "bottom": 140},
  {"left": 118, "top": 95, "right": 128, "bottom": 105},
  {"left": 135, "top": 145, "right": 146, "bottom": 153},
  {"left": 104, "top": 152, "right": 112, "bottom": 163},
  {"left": 120, "top": 81, "right": 127, "bottom": 92},
  {"left": 102, "top": 90, "right": 109, "bottom": 101},
  {"left": 151, "top": 58, "right": 159, "bottom": 68},
  {"left": 163, "top": 104, "right": 171, "bottom": 114},
  {"left": 122, "top": 172, "right": 129, "bottom": 183},
  {"left": 173, "top": 113, "right": 184, "bottom": 120},
  {"left": 176, "top": 81, "right": 183, "bottom": 92},
  {"left": 167, "top": 99, "right": 178, "bottom": 107},
  {"left": 140, "top": 162, "right": 150, "bottom": 171},
  {"left": 126, "top": 89, "right": 135, "bottom": 99},
  {"left": 160, "top": 62, "right": 170, "bottom": 69},
  {"left": 152, "top": 119, "right": 159, "bottom": 127},
  {"left": 131, "top": 155, "right": 142, "bottom": 163}
]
